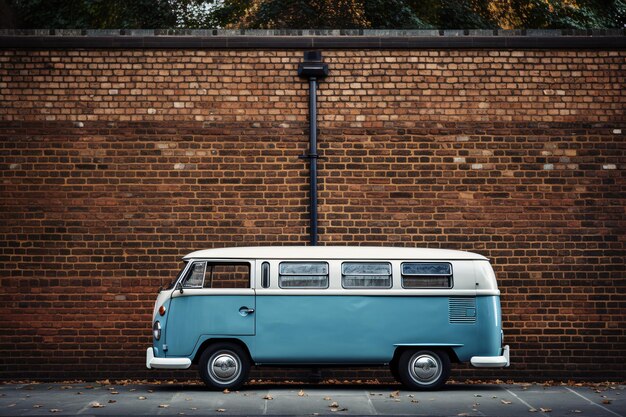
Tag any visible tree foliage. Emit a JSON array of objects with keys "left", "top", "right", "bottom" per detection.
[
  {"left": 8, "top": 0, "right": 180, "bottom": 29},
  {"left": 3, "top": 0, "right": 624, "bottom": 29}
]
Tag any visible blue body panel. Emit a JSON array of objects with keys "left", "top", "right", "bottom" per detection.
[
  {"left": 254, "top": 295, "right": 479, "bottom": 364},
  {"left": 156, "top": 294, "right": 502, "bottom": 364},
  {"left": 165, "top": 295, "right": 255, "bottom": 357},
  {"left": 474, "top": 295, "right": 503, "bottom": 357}
]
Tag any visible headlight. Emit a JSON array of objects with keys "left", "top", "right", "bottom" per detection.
[{"left": 153, "top": 321, "right": 161, "bottom": 340}]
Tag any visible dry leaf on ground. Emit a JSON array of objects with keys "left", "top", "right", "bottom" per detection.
[
  {"left": 263, "top": 395, "right": 273, "bottom": 400},
  {"left": 89, "top": 401, "right": 105, "bottom": 408},
  {"left": 216, "top": 408, "right": 226, "bottom": 412},
  {"left": 158, "top": 404, "right": 170, "bottom": 408},
  {"left": 298, "top": 389, "right": 306, "bottom": 397},
  {"left": 540, "top": 408, "right": 552, "bottom": 412},
  {"left": 501, "top": 399, "right": 512, "bottom": 404},
  {"left": 390, "top": 390, "right": 400, "bottom": 398},
  {"left": 137, "top": 396, "right": 147, "bottom": 400}
]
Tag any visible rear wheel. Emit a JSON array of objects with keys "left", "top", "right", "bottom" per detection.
[
  {"left": 396, "top": 349, "right": 450, "bottom": 390},
  {"left": 199, "top": 343, "right": 250, "bottom": 390}
]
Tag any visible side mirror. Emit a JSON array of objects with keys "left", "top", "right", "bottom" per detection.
[{"left": 176, "top": 281, "right": 184, "bottom": 294}]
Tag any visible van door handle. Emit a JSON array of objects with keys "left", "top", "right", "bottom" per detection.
[{"left": 239, "top": 306, "right": 255, "bottom": 316}]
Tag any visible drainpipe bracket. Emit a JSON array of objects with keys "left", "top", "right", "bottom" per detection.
[{"left": 298, "top": 154, "right": 326, "bottom": 160}]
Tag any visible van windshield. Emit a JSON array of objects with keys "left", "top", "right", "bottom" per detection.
[{"left": 162, "top": 261, "right": 188, "bottom": 291}]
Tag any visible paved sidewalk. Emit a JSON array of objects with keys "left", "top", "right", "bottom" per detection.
[{"left": 0, "top": 382, "right": 623, "bottom": 417}]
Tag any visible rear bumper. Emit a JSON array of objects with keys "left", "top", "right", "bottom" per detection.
[
  {"left": 470, "top": 345, "right": 510, "bottom": 368},
  {"left": 146, "top": 347, "right": 192, "bottom": 370}
]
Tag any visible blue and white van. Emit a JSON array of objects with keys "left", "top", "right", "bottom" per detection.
[{"left": 146, "top": 246, "right": 509, "bottom": 390}]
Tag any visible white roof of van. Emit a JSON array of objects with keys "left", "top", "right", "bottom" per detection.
[{"left": 183, "top": 246, "right": 487, "bottom": 261}]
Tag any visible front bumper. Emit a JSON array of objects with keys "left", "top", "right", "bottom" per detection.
[
  {"left": 146, "top": 347, "right": 192, "bottom": 370},
  {"left": 470, "top": 345, "right": 510, "bottom": 368}
]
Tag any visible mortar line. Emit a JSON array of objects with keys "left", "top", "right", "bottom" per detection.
[
  {"left": 502, "top": 386, "right": 550, "bottom": 417},
  {"left": 565, "top": 387, "right": 623, "bottom": 417}
]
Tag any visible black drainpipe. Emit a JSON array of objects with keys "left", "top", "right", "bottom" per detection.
[{"left": 298, "top": 51, "right": 328, "bottom": 246}]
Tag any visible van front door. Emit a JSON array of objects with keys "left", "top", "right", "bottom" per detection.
[{"left": 165, "top": 261, "right": 255, "bottom": 357}]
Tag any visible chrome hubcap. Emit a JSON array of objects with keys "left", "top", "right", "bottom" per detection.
[
  {"left": 409, "top": 353, "right": 442, "bottom": 385},
  {"left": 209, "top": 352, "right": 240, "bottom": 383}
]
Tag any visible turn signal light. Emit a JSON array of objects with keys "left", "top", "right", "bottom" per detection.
[{"left": 159, "top": 305, "right": 166, "bottom": 316}]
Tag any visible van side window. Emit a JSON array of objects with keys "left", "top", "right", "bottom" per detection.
[
  {"left": 261, "top": 262, "right": 270, "bottom": 288},
  {"left": 401, "top": 263, "right": 453, "bottom": 288},
  {"left": 341, "top": 262, "right": 392, "bottom": 289},
  {"left": 182, "top": 262, "right": 206, "bottom": 288},
  {"left": 204, "top": 263, "right": 250, "bottom": 289},
  {"left": 279, "top": 262, "right": 328, "bottom": 289}
]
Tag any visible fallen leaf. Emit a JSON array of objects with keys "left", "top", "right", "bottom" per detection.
[
  {"left": 49, "top": 409, "right": 62, "bottom": 413},
  {"left": 474, "top": 394, "right": 482, "bottom": 397},
  {"left": 190, "top": 407, "right": 197, "bottom": 410},
  {"left": 108, "top": 400, "right": 116, "bottom": 404},
  {"left": 602, "top": 399, "right": 612, "bottom": 404},
  {"left": 528, "top": 408, "right": 537, "bottom": 412},
  {"left": 298, "top": 389, "right": 306, "bottom": 397},
  {"left": 572, "top": 410, "right": 581, "bottom": 413},
  {"left": 263, "top": 395, "right": 273, "bottom": 400},
  {"left": 501, "top": 400, "right": 512, "bottom": 405},
  {"left": 76, "top": 392, "right": 83, "bottom": 395},
  {"left": 159, "top": 404, "right": 170, "bottom": 408},
  {"left": 390, "top": 390, "right": 400, "bottom": 398},
  {"left": 408, "top": 394, "right": 415, "bottom": 398},
  {"left": 540, "top": 408, "right": 552, "bottom": 412},
  {"left": 411, "top": 399, "right": 419, "bottom": 403},
  {"left": 223, "top": 389, "right": 230, "bottom": 394},
  {"left": 110, "top": 391, "right": 119, "bottom": 395},
  {"left": 216, "top": 408, "right": 226, "bottom": 412},
  {"left": 148, "top": 389, "right": 154, "bottom": 393},
  {"left": 329, "top": 402, "right": 338, "bottom": 408},
  {"left": 33, "top": 404, "right": 42, "bottom": 408},
  {"left": 85, "top": 385, "right": 94, "bottom": 389},
  {"left": 138, "top": 396, "right": 147, "bottom": 400},
  {"left": 323, "top": 397, "right": 332, "bottom": 401},
  {"left": 89, "top": 401, "right": 105, "bottom": 408}
]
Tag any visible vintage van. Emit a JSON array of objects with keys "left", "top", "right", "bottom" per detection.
[{"left": 146, "top": 246, "right": 509, "bottom": 390}]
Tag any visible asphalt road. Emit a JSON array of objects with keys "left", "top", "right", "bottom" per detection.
[{"left": 0, "top": 381, "right": 623, "bottom": 417}]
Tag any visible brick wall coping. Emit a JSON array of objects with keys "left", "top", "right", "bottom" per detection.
[{"left": 1, "top": 29, "right": 625, "bottom": 49}]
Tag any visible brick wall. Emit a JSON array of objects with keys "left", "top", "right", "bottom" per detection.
[{"left": 0, "top": 44, "right": 624, "bottom": 381}]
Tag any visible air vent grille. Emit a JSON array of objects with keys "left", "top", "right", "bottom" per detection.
[{"left": 449, "top": 297, "right": 476, "bottom": 324}]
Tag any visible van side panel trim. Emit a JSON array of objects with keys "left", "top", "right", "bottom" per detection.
[{"left": 393, "top": 343, "right": 463, "bottom": 347}]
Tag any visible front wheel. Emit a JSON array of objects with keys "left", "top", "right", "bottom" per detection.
[
  {"left": 199, "top": 343, "right": 251, "bottom": 390},
  {"left": 396, "top": 349, "right": 450, "bottom": 390}
]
